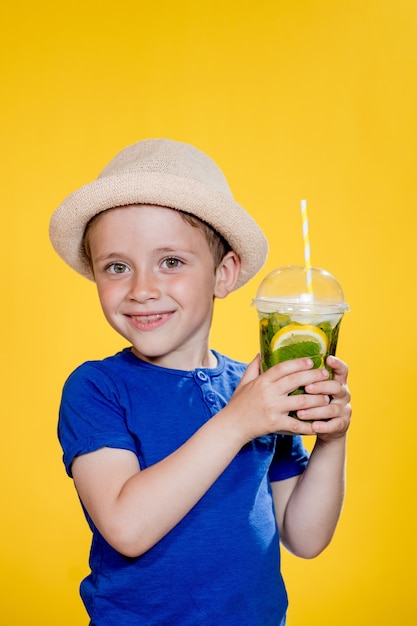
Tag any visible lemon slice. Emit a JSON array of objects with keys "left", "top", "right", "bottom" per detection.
[{"left": 270, "top": 323, "right": 328, "bottom": 354}]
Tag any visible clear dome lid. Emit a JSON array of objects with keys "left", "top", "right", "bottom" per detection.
[{"left": 253, "top": 265, "right": 349, "bottom": 314}]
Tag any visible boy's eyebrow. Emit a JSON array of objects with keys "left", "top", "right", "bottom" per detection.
[
  {"left": 92, "top": 252, "right": 128, "bottom": 263},
  {"left": 93, "top": 246, "right": 198, "bottom": 263},
  {"left": 154, "top": 246, "right": 198, "bottom": 255}
]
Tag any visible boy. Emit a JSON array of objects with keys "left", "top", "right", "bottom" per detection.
[{"left": 50, "top": 139, "right": 351, "bottom": 625}]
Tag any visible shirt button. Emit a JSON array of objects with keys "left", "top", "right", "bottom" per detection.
[
  {"left": 206, "top": 392, "right": 216, "bottom": 403},
  {"left": 196, "top": 371, "right": 208, "bottom": 381}
]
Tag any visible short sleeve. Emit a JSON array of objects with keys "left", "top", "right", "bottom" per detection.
[
  {"left": 268, "top": 435, "right": 309, "bottom": 482},
  {"left": 58, "top": 363, "right": 137, "bottom": 477}
]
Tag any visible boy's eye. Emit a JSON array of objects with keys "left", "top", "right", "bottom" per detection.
[
  {"left": 162, "top": 257, "right": 182, "bottom": 269},
  {"left": 108, "top": 262, "right": 129, "bottom": 274}
]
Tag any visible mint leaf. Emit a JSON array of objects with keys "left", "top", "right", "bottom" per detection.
[{"left": 272, "top": 341, "right": 323, "bottom": 369}]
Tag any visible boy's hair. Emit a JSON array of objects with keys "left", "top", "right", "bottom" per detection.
[
  {"left": 82, "top": 207, "right": 232, "bottom": 272},
  {"left": 179, "top": 212, "right": 232, "bottom": 268}
]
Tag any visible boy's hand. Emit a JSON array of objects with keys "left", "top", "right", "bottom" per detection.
[
  {"left": 227, "top": 355, "right": 338, "bottom": 442},
  {"left": 297, "top": 355, "right": 352, "bottom": 441}
]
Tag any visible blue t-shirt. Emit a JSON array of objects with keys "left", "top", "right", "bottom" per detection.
[{"left": 58, "top": 348, "right": 309, "bottom": 626}]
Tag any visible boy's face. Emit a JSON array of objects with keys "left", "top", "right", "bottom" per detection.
[{"left": 87, "top": 205, "right": 239, "bottom": 370}]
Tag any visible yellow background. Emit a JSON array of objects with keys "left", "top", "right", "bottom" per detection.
[{"left": 2, "top": 1, "right": 416, "bottom": 624}]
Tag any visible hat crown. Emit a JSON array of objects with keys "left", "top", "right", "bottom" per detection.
[{"left": 99, "top": 139, "right": 233, "bottom": 198}]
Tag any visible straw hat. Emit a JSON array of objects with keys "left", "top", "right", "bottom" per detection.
[{"left": 49, "top": 138, "right": 268, "bottom": 289}]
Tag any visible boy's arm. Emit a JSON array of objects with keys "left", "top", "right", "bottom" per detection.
[
  {"left": 272, "top": 355, "right": 351, "bottom": 558},
  {"left": 272, "top": 435, "right": 346, "bottom": 558},
  {"left": 71, "top": 356, "right": 334, "bottom": 558},
  {"left": 71, "top": 410, "right": 244, "bottom": 558}
]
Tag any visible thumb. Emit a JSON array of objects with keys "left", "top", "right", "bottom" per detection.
[
  {"left": 326, "top": 355, "right": 348, "bottom": 384},
  {"left": 237, "top": 355, "right": 261, "bottom": 388}
]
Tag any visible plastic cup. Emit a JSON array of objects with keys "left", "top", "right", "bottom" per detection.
[{"left": 253, "top": 265, "right": 349, "bottom": 405}]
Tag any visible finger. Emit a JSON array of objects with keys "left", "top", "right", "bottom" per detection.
[
  {"left": 288, "top": 391, "right": 331, "bottom": 418},
  {"left": 263, "top": 359, "right": 331, "bottom": 400},
  {"left": 326, "top": 356, "right": 349, "bottom": 383},
  {"left": 305, "top": 378, "right": 349, "bottom": 399},
  {"left": 311, "top": 405, "right": 352, "bottom": 435},
  {"left": 269, "top": 357, "right": 315, "bottom": 376},
  {"left": 282, "top": 366, "right": 330, "bottom": 396},
  {"left": 311, "top": 417, "right": 350, "bottom": 436},
  {"left": 299, "top": 393, "right": 352, "bottom": 423},
  {"left": 272, "top": 414, "right": 319, "bottom": 437}
]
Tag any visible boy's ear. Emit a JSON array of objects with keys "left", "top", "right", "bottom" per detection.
[{"left": 214, "top": 251, "right": 241, "bottom": 298}]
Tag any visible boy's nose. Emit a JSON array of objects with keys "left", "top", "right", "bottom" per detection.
[{"left": 128, "top": 270, "right": 160, "bottom": 302}]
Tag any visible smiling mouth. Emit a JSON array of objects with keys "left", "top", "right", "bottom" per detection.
[
  {"left": 133, "top": 314, "right": 165, "bottom": 323},
  {"left": 127, "top": 311, "right": 173, "bottom": 329}
]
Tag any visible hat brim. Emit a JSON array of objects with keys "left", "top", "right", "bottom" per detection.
[{"left": 49, "top": 171, "right": 268, "bottom": 290}]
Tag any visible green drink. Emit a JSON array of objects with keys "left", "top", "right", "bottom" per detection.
[{"left": 253, "top": 266, "right": 349, "bottom": 412}]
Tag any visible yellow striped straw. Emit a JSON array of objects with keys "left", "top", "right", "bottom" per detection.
[{"left": 300, "top": 199, "right": 313, "bottom": 294}]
